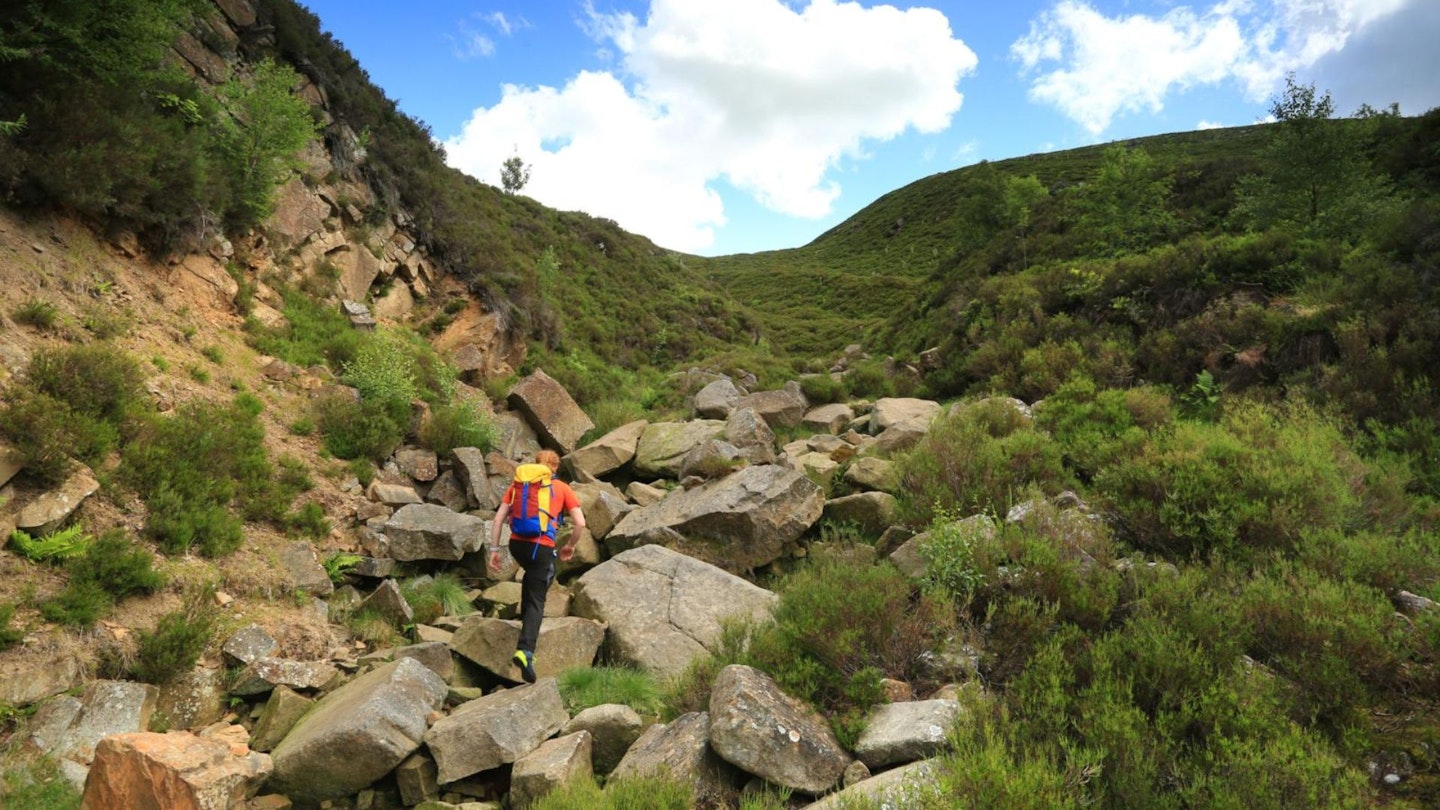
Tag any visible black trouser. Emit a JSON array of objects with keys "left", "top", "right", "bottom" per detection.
[{"left": 509, "top": 538, "right": 556, "bottom": 654}]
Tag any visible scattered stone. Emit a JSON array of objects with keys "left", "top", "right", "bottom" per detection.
[
  {"left": 508, "top": 369, "right": 595, "bottom": 455},
  {"left": 567, "top": 420, "right": 647, "bottom": 479},
  {"left": 80, "top": 731, "right": 272, "bottom": 810},
  {"left": 250, "top": 686, "right": 314, "bottom": 753},
  {"left": 16, "top": 466, "right": 100, "bottom": 534},
  {"left": 395, "top": 448, "right": 439, "bottom": 482},
  {"left": 277, "top": 541, "right": 334, "bottom": 597},
  {"left": 222, "top": 625, "right": 279, "bottom": 668},
  {"left": 561, "top": 704, "right": 644, "bottom": 775},
  {"left": 854, "top": 699, "right": 961, "bottom": 769},
  {"left": 230, "top": 658, "right": 340, "bottom": 697},
  {"left": 360, "top": 579, "right": 415, "bottom": 626},
  {"left": 693, "top": 378, "right": 742, "bottom": 419},
  {"left": 612, "top": 712, "right": 733, "bottom": 801},
  {"left": 423, "top": 679, "right": 569, "bottom": 784},
  {"left": 384, "top": 504, "right": 488, "bottom": 561},
  {"left": 708, "top": 665, "right": 851, "bottom": 795},
  {"left": 510, "top": 731, "right": 593, "bottom": 809},
  {"left": 448, "top": 616, "right": 604, "bottom": 683}
]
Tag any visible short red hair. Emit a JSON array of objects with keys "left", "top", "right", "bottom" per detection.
[{"left": 536, "top": 449, "right": 561, "bottom": 472}]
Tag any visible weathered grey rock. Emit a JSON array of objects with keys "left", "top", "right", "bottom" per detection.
[
  {"left": 16, "top": 466, "right": 100, "bottom": 534},
  {"left": 822, "top": 492, "right": 899, "bottom": 537},
  {"left": 842, "top": 759, "right": 872, "bottom": 788},
  {"left": 606, "top": 465, "right": 824, "bottom": 571},
  {"left": 449, "top": 616, "right": 604, "bottom": 682},
  {"left": 572, "top": 545, "right": 777, "bottom": 680},
  {"left": 368, "top": 481, "right": 422, "bottom": 506},
  {"left": 802, "top": 403, "right": 856, "bottom": 434},
  {"left": 267, "top": 658, "right": 447, "bottom": 802},
  {"left": 708, "top": 665, "right": 851, "bottom": 795},
  {"left": 395, "top": 448, "right": 439, "bottom": 482},
  {"left": 854, "top": 700, "right": 961, "bottom": 769},
  {"left": 844, "top": 457, "right": 900, "bottom": 493},
  {"left": 723, "top": 407, "right": 777, "bottom": 465},
  {"left": 277, "top": 541, "right": 334, "bottom": 597},
  {"left": 80, "top": 731, "right": 272, "bottom": 810},
  {"left": 29, "top": 680, "right": 157, "bottom": 769},
  {"left": 678, "top": 439, "right": 748, "bottom": 481},
  {"left": 795, "top": 452, "right": 841, "bottom": 489},
  {"left": 632, "top": 421, "right": 726, "bottom": 479},
  {"left": 950, "top": 395, "right": 1033, "bottom": 422},
  {"left": 572, "top": 482, "right": 635, "bottom": 541},
  {"left": 350, "top": 556, "right": 396, "bottom": 579},
  {"left": 807, "top": 433, "right": 856, "bottom": 461},
  {"left": 250, "top": 686, "right": 314, "bottom": 753},
  {"left": 423, "top": 678, "right": 569, "bottom": 784},
  {"left": 567, "top": 420, "right": 646, "bottom": 479},
  {"left": 222, "top": 625, "right": 279, "bottom": 668},
  {"left": 267, "top": 178, "right": 331, "bottom": 253},
  {"left": 154, "top": 668, "right": 228, "bottom": 732},
  {"left": 694, "top": 378, "right": 742, "bottom": 419},
  {"left": 1399, "top": 590, "right": 1439, "bottom": 614},
  {"left": 336, "top": 243, "right": 383, "bottom": 302},
  {"left": 508, "top": 369, "right": 594, "bottom": 455},
  {"left": 230, "top": 658, "right": 340, "bottom": 697},
  {"left": 0, "top": 651, "right": 83, "bottom": 707},
  {"left": 626, "top": 481, "right": 669, "bottom": 507},
  {"left": 384, "top": 504, "right": 488, "bottom": 561},
  {"left": 870, "top": 420, "right": 931, "bottom": 454},
  {"left": 612, "top": 712, "right": 733, "bottom": 801},
  {"left": 493, "top": 412, "right": 543, "bottom": 462},
  {"left": 394, "top": 641, "right": 456, "bottom": 682},
  {"left": 735, "top": 383, "right": 808, "bottom": 429},
  {"left": 561, "top": 704, "right": 644, "bottom": 775},
  {"left": 360, "top": 579, "right": 415, "bottom": 626},
  {"left": 395, "top": 752, "right": 441, "bottom": 806},
  {"left": 803, "top": 760, "right": 941, "bottom": 809},
  {"left": 511, "top": 731, "right": 593, "bottom": 809},
  {"left": 481, "top": 581, "right": 523, "bottom": 617},
  {"left": 450, "top": 447, "right": 494, "bottom": 510},
  {"left": 426, "top": 470, "right": 471, "bottom": 512},
  {"left": 869, "top": 398, "right": 942, "bottom": 434}
]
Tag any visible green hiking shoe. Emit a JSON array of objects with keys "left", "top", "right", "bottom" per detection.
[{"left": 513, "top": 649, "right": 537, "bottom": 684}]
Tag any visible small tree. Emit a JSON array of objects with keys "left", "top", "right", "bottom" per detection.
[
  {"left": 1070, "top": 145, "right": 1173, "bottom": 253},
  {"left": 500, "top": 152, "right": 531, "bottom": 194},
  {"left": 1001, "top": 174, "right": 1048, "bottom": 268}
]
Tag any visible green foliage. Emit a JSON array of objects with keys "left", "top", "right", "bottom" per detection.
[
  {"left": 12, "top": 299, "right": 59, "bottom": 329},
  {"left": 500, "top": 152, "right": 531, "bottom": 194},
  {"left": 213, "top": 58, "right": 318, "bottom": 228},
  {"left": 245, "top": 286, "right": 361, "bottom": 370},
  {"left": 0, "top": 756, "right": 83, "bottom": 810},
  {"left": 285, "top": 501, "right": 330, "bottom": 539},
  {"left": 530, "top": 775, "right": 693, "bottom": 810},
  {"left": 0, "top": 603, "right": 24, "bottom": 650},
  {"left": 898, "top": 399, "right": 1068, "bottom": 526},
  {"left": 322, "top": 552, "right": 362, "bottom": 584},
  {"left": 419, "top": 399, "right": 496, "bottom": 455},
  {"left": 39, "top": 579, "right": 112, "bottom": 628},
  {"left": 918, "top": 510, "right": 989, "bottom": 604},
  {"left": 200, "top": 345, "right": 223, "bottom": 363},
  {"left": 401, "top": 574, "right": 473, "bottom": 625},
  {"left": 315, "top": 392, "right": 405, "bottom": 461},
  {"left": 1234, "top": 75, "right": 1397, "bottom": 239},
  {"left": 27, "top": 343, "right": 146, "bottom": 422},
  {"left": 8, "top": 525, "right": 91, "bottom": 564},
  {"left": 342, "top": 328, "right": 419, "bottom": 407},
  {"left": 66, "top": 529, "right": 165, "bottom": 598},
  {"left": 1068, "top": 145, "right": 1175, "bottom": 253},
  {"left": 131, "top": 597, "right": 218, "bottom": 684},
  {"left": 557, "top": 666, "right": 663, "bottom": 717}
]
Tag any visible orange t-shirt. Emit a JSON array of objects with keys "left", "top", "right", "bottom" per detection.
[{"left": 502, "top": 478, "right": 580, "bottom": 545}]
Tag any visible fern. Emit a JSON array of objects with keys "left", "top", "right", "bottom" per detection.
[{"left": 9, "top": 525, "right": 92, "bottom": 563}]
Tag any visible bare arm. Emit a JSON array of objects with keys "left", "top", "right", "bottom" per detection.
[{"left": 490, "top": 502, "right": 511, "bottom": 549}]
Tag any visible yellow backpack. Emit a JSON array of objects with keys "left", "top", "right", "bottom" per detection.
[{"left": 510, "top": 463, "right": 558, "bottom": 542}]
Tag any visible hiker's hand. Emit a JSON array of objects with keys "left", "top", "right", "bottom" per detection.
[
  {"left": 558, "top": 543, "right": 575, "bottom": 562},
  {"left": 487, "top": 547, "right": 503, "bottom": 572}
]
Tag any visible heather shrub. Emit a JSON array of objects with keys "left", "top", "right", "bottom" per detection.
[
  {"left": 0, "top": 390, "right": 118, "bottom": 484},
  {"left": 1034, "top": 376, "right": 1172, "bottom": 479},
  {"left": 26, "top": 343, "right": 145, "bottom": 422},
  {"left": 971, "top": 507, "right": 1122, "bottom": 633},
  {"left": 1095, "top": 400, "right": 1366, "bottom": 560},
  {"left": 932, "top": 694, "right": 1092, "bottom": 810},
  {"left": 419, "top": 399, "right": 497, "bottom": 455},
  {"left": 66, "top": 529, "right": 165, "bottom": 598},
  {"left": 315, "top": 393, "right": 406, "bottom": 461},
  {"left": 13, "top": 299, "right": 59, "bottom": 329},
  {"left": 0, "top": 603, "right": 21, "bottom": 650},
  {"left": 899, "top": 401, "right": 1068, "bottom": 525},
  {"left": 131, "top": 597, "right": 218, "bottom": 684},
  {"left": 530, "top": 775, "right": 692, "bottom": 810}
]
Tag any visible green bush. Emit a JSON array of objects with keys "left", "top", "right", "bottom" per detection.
[
  {"left": 918, "top": 510, "right": 990, "bottom": 604},
  {"left": 342, "top": 329, "right": 420, "bottom": 410},
  {"left": 0, "top": 756, "right": 83, "bottom": 810},
  {"left": 66, "top": 530, "right": 165, "bottom": 598},
  {"left": 131, "top": 598, "right": 217, "bottom": 684},
  {"left": 315, "top": 393, "right": 406, "bottom": 461},
  {"left": 39, "top": 579, "right": 112, "bottom": 627},
  {"left": 13, "top": 299, "right": 59, "bottom": 329},
  {"left": 27, "top": 343, "right": 145, "bottom": 423},
  {"left": 1034, "top": 376, "right": 1171, "bottom": 479},
  {"left": 531, "top": 775, "right": 693, "bottom": 810},
  {"left": 799, "top": 373, "right": 847, "bottom": 405},
  {"left": 557, "top": 666, "right": 662, "bottom": 717},
  {"left": 899, "top": 401, "right": 1068, "bottom": 526},
  {"left": 0, "top": 390, "right": 118, "bottom": 485},
  {"left": 245, "top": 287, "right": 360, "bottom": 370},
  {"left": 401, "top": 574, "right": 473, "bottom": 625},
  {"left": 419, "top": 399, "right": 497, "bottom": 455},
  {"left": 0, "top": 603, "right": 24, "bottom": 650},
  {"left": 285, "top": 502, "right": 330, "bottom": 539}
]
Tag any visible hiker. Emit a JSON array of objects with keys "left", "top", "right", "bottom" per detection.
[{"left": 487, "top": 449, "right": 585, "bottom": 684}]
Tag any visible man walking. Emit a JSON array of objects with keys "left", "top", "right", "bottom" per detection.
[{"left": 487, "top": 449, "right": 585, "bottom": 683}]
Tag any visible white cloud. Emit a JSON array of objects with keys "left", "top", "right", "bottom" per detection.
[
  {"left": 444, "top": 0, "right": 977, "bottom": 251},
  {"left": 450, "top": 9, "right": 529, "bottom": 61},
  {"left": 1197, "top": 120, "right": 1226, "bottom": 129},
  {"left": 1013, "top": 0, "right": 1416, "bottom": 133}
]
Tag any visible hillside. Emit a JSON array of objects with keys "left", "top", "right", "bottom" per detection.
[{"left": 2, "top": 2, "right": 1440, "bottom": 810}]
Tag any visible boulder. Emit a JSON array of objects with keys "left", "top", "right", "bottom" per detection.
[
  {"left": 423, "top": 678, "right": 569, "bottom": 784},
  {"left": 802, "top": 403, "right": 856, "bottom": 435},
  {"left": 395, "top": 752, "right": 440, "bottom": 806},
  {"left": 335, "top": 245, "right": 383, "bottom": 303},
  {"left": 425, "top": 470, "right": 471, "bottom": 512},
  {"left": 572, "top": 482, "right": 634, "bottom": 541},
  {"left": 844, "top": 457, "right": 900, "bottom": 494},
  {"left": 822, "top": 492, "right": 899, "bottom": 537},
  {"left": 869, "top": 420, "right": 931, "bottom": 455},
  {"left": 735, "top": 383, "right": 808, "bottom": 429},
  {"left": 393, "top": 641, "right": 456, "bottom": 682},
  {"left": 29, "top": 680, "right": 157, "bottom": 772},
  {"left": 708, "top": 665, "right": 851, "bottom": 795},
  {"left": 230, "top": 658, "right": 340, "bottom": 697},
  {"left": 16, "top": 466, "right": 100, "bottom": 534},
  {"left": 678, "top": 439, "right": 748, "bottom": 481},
  {"left": 694, "top": 378, "right": 742, "bottom": 419},
  {"left": 221, "top": 625, "right": 279, "bottom": 668},
  {"left": 572, "top": 546, "right": 777, "bottom": 680},
  {"left": 360, "top": 579, "right": 414, "bottom": 626},
  {"left": 723, "top": 407, "right": 777, "bottom": 465},
  {"left": 605, "top": 465, "right": 824, "bottom": 572},
  {"left": 154, "top": 669, "right": 229, "bottom": 732},
  {"left": 612, "top": 712, "right": 733, "bottom": 801},
  {"left": 511, "top": 731, "right": 594, "bottom": 809},
  {"left": 80, "top": 731, "right": 272, "bottom": 810},
  {"left": 566, "top": 420, "right": 647, "bottom": 479},
  {"left": 394, "top": 448, "right": 439, "bottom": 482},
  {"left": 250, "top": 686, "right": 314, "bottom": 753},
  {"left": 632, "top": 421, "right": 726, "bottom": 479},
  {"left": 449, "top": 616, "right": 604, "bottom": 683},
  {"left": 950, "top": 395, "right": 1033, "bottom": 422},
  {"left": 626, "top": 481, "right": 669, "bottom": 507},
  {"left": 277, "top": 540, "right": 334, "bottom": 597},
  {"left": 802, "top": 760, "right": 941, "bottom": 810},
  {"left": 868, "top": 397, "right": 942, "bottom": 434},
  {"left": 0, "top": 650, "right": 84, "bottom": 708},
  {"left": 267, "top": 658, "right": 447, "bottom": 802},
  {"left": 561, "top": 703, "right": 644, "bottom": 775},
  {"left": 508, "top": 369, "right": 594, "bottom": 455},
  {"left": 383, "top": 504, "right": 488, "bottom": 561},
  {"left": 368, "top": 481, "right": 422, "bottom": 506},
  {"left": 854, "top": 699, "right": 962, "bottom": 769},
  {"left": 493, "top": 412, "right": 543, "bottom": 462}
]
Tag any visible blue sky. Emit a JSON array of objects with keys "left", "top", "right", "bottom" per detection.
[{"left": 299, "top": 0, "right": 1440, "bottom": 256}]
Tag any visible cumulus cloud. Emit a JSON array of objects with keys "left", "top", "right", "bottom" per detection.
[
  {"left": 443, "top": 0, "right": 977, "bottom": 251},
  {"left": 1013, "top": 0, "right": 1416, "bottom": 133},
  {"left": 449, "top": 10, "right": 528, "bottom": 61}
]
